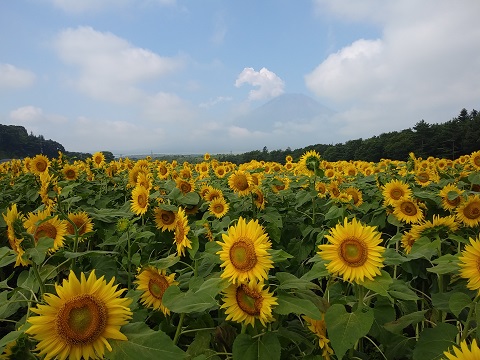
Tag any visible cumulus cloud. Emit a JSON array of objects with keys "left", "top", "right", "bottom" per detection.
[
  {"left": 53, "top": 26, "right": 181, "bottom": 103},
  {"left": 49, "top": 0, "right": 176, "bottom": 13},
  {"left": 235, "top": 67, "right": 285, "bottom": 101},
  {"left": 0, "top": 64, "right": 35, "bottom": 90},
  {"left": 307, "top": 0, "right": 480, "bottom": 138}
]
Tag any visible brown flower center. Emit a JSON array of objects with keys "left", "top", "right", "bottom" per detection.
[
  {"left": 161, "top": 211, "right": 175, "bottom": 225},
  {"left": 339, "top": 238, "right": 368, "bottom": 267},
  {"left": 36, "top": 160, "right": 48, "bottom": 172},
  {"left": 65, "top": 169, "right": 76, "bottom": 179},
  {"left": 34, "top": 222, "right": 57, "bottom": 242},
  {"left": 56, "top": 294, "right": 107, "bottom": 345},
  {"left": 137, "top": 193, "right": 147, "bottom": 208},
  {"left": 400, "top": 201, "right": 417, "bottom": 216},
  {"left": 229, "top": 239, "right": 257, "bottom": 271},
  {"left": 236, "top": 284, "right": 262, "bottom": 316},
  {"left": 233, "top": 175, "right": 249, "bottom": 191},
  {"left": 390, "top": 188, "right": 404, "bottom": 200},
  {"left": 148, "top": 274, "right": 169, "bottom": 300},
  {"left": 464, "top": 202, "right": 480, "bottom": 220}
]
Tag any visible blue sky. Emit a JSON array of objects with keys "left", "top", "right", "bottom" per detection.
[{"left": 1, "top": 1, "right": 479, "bottom": 155}]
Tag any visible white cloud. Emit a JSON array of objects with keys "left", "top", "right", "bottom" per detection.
[
  {"left": 199, "top": 96, "right": 232, "bottom": 109},
  {"left": 235, "top": 67, "right": 285, "bottom": 101},
  {"left": 49, "top": 0, "right": 176, "bottom": 13},
  {"left": 0, "top": 64, "right": 35, "bottom": 90},
  {"left": 306, "top": 0, "right": 480, "bottom": 138},
  {"left": 53, "top": 26, "right": 181, "bottom": 103},
  {"left": 143, "top": 92, "right": 196, "bottom": 123}
]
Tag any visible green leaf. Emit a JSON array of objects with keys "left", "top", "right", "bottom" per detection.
[
  {"left": 383, "top": 310, "right": 427, "bottom": 334},
  {"left": 269, "top": 249, "right": 293, "bottom": 263},
  {"left": 427, "top": 254, "right": 460, "bottom": 275},
  {"left": 63, "top": 250, "right": 118, "bottom": 259},
  {"left": 408, "top": 238, "right": 440, "bottom": 260},
  {"left": 301, "top": 260, "right": 329, "bottom": 281},
  {"left": 274, "top": 292, "right": 322, "bottom": 320},
  {"left": 0, "top": 330, "right": 23, "bottom": 348},
  {"left": 412, "top": 322, "right": 457, "bottom": 360},
  {"left": 162, "top": 277, "right": 227, "bottom": 313},
  {"left": 325, "top": 304, "right": 374, "bottom": 360},
  {"left": 275, "top": 272, "right": 320, "bottom": 291},
  {"left": 107, "top": 322, "right": 186, "bottom": 360},
  {"left": 25, "top": 236, "right": 54, "bottom": 264},
  {"left": 232, "top": 332, "right": 281, "bottom": 360},
  {"left": 388, "top": 280, "right": 420, "bottom": 301},
  {"left": 449, "top": 292, "right": 472, "bottom": 317},
  {"left": 324, "top": 205, "right": 344, "bottom": 221},
  {"left": 383, "top": 247, "right": 408, "bottom": 266},
  {"left": 361, "top": 270, "right": 393, "bottom": 299},
  {"left": 149, "top": 254, "right": 181, "bottom": 269},
  {"left": 0, "top": 247, "right": 16, "bottom": 268}
]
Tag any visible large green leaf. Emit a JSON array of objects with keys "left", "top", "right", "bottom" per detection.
[
  {"left": 361, "top": 270, "right": 393, "bottom": 299},
  {"left": 412, "top": 323, "right": 457, "bottom": 360},
  {"left": 274, "top": 292, "right": 322, "bottom": 320},
  {"left": 449, "top": 292, "right": 472, "bottom": 317},
  {"left": 324, "top": 304, "right": 374, "bottom": 359},
  {"left": 383, "top": 310, "right": 427, "bottom": 334},
  {"left": 232, "top": 332, "right": 281, "bottom": 360},
  {"left": 107, "top": 322, "right": 186, "bottom": 360},
  {"left": 25, "top": 236, "right": 54, "bottom": 264},
  {"left": 275, "top": 272, "right": 320, "bottom": 290}
]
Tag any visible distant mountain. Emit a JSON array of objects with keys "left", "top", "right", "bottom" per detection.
[{"left": 234, "top": 93, "right": 335, "bottom": 132}]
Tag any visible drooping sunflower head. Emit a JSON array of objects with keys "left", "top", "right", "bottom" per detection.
[
  {"left": 318, "top": 217, "right": 385, "bottom": 284},
  {"left": 216, "top": 217, "right": 273, "bottom": 284},
  {"left": 66, "top": 211, "right": 94, "bottom": 237},
  {"left": 382, "top": 179, "right": 412, "bottom": 206},
  {"left": 228, "top": 170, "right": 254, "bottom": 196},
  {"left": 154, "top": 207, "right": 177, "bottom": 231},
  {"left": 135, "top": 266, "right": 178, "bottom": 315},
  {"left": 130, "top": 185, "right": 149, "bottom": 216},
  {"left": 209, "top": 196, "right": 229, "bottom": 219},
  {"left": 303, "top": 314, "right": 334, "bottom": 359},
  {"left": 299, "top": 150, "right": 321, "bottom": 176},
  {"left": 456, "top": 194, "right": 480, "bottom": 227},
  {"left": 252, "top": 187, "right": 266, "bottom": 210},
  {"left": 221, "top": 280, "right": 277, "bottom": 328},
  {"left": 26, "top": 270, "right": 132, "bottom": 360},
  {"left": 2, "top": 204, "right": 29, "bottom": 267},
  {"left": 30, "top": 154, "right": 50, "bottom": 175},
  {"left": 174, "top": 207, "right": 192, "bottom": 257},
  {"left": 392, "top": 197, "right": 424, "bottom": 224}
]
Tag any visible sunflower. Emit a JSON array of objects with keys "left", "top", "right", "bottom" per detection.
[
  {"left": 24, "top": 209, "right": 67, "bottom": 252},
  {"left": 175, "top": 178, "right": 194, "bottom": 194},
  {"left": 174, "top": 207, "right": 192, "bottom": 257},
  {"left": 92, "top": 152, "right": 105, "bottom": 168},
  {"left": 135, "top": 266, "right": 178, "bottom": 315},
  {"left": 470, "top": 150, "right": 480, "bottom": 170},
  {"left": 136, "top": 171, "right": 153, "bottom": 191},
  {"left": 439, "top": 183, "right": 464, "bottom": 211},
  {"left": 228, "top": 170, "right": 253, "bottom": 196},
  {"left": 130, "top": 185, "right": 149, "bottom": 216},
  {"left": 26, "top": 270, "right": 132, "bottom": 360},
  {"left": 303, "top": 314, "right": 334, "bottom": 360},
  {"left": 382, "top": 180, "right": 412, "bottom": 206},
  {"left": 400, "top": 230, "right": 418, "bottom": 255},
  {"left": 30, "top": 154, "right": 50, "bottom": 175},
  {"left": 392, "top": 198, "right": 424, "bottom": 224},
  {"left": 157, "top": 161, "right": 170, "bottom": 180},
  {"left": 271, "top": 176, "right": 290, "bottom": 193},
  {"left": 216, "top": 217, "right": 273, "bottom": 284},
  {"left": 221, "top": 281, "right": 277, "bottom": 328},
  {"left": 2, "top": 204, "right": 29, "bottom": 267},
  {"left": 214, "top": 165, "right": 228, "bottom": 178},
  {"left": 154, "top": 208, "right": 176, "bottom": 231},
  {"left": 345, "top": 187, "right": 363, "bottom": 207},
  {"left": 456, "top": 194, "right": 480, "bottom": 227},
  {"left": 204, "top": 152, "right": 211, "bottom": 161},
  {"left": 298, "top": 150, "right": 321, "bottom": 176},
  {"left": 458, "top": 236, "right": 480, "bottom": 293},
  {"left": 285, "top": 155, "right": 293, "bottom": 163},
  {"left": 62, "top": 164, "right": 80, "bottom": 181},
  {"left": 315, "top": 182, "right": 328, "bottom": 198},
  {"left": 66, "top": 211, "right": 94, "bottom": 237},
  {"left": 209, "top": 197, "right": 229, "bottom": 218},
  {"left": 415, "top": 169, "right": 439, "bottom": 187},
  {"left": 252, "top": 187, "right": 266, "bottom": 210},
  {"left": 205, "top": 187, "right": 224, "bottom": 201},
  {"left": 443, "top": 339, "right": 480, "bottom": 360},
  {"left": 318, "top": 217, "right": 385, "bottom": 283}
]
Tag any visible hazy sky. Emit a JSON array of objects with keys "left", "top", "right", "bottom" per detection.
[{"left": 1, "top": 1, "right": 479, "bottom": 155}]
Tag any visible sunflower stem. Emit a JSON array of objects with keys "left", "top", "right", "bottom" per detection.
[
  {"left": 241, "top": 323, "right": 247, "bottom": 334},
  {"left": 460, "top": 295, "right": 479, "bottom": 342},
  {"left": 32, "top": 262, "right": 46, "bottom": 300},
  {"left": 127, "top": 230, "right": 132, "bottom": 291},
  {"left": 174, "top": 313, "right": 186, "bottom": 345}
]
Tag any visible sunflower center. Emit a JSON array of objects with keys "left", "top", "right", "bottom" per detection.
[
  {"left": 180, "top": 182, "right": 192, "bottom": 193},
  {"left": 213, "top": 204, "right": 225, "bottom": 213},
  {"left": 65, "top": 169, "right": 76, "bottom": 179},
  {"left": 464, "top": 202, "right": 480, "bottom": 219},
  {"left": 236, "top": 284, "right": 262, "bottom": 316},
  {"left": 474, "top": 156, "right": 480, "bottom": 167},
  {"left": 234, "top": 175, "right": 249, "bottom": 191},
  {"left": 400, "top": 201, "right": 417, "bottom": 215},
  {"left": 446, "top": 196, "right": 461, "bottom": 207},
  {"left": 159, "top": 167, "right": 168, "bottom": 175},
  {"left": 390, "top": 188, "right": 404, "bottom": 200},
  {"left": 137, "top": 194, "right": 147, "bottom": 208},
  {"left": 161, "top": 212, "right": 175, "bottom": 225},
  {"left": 34, "top": 222, "right": 57, "bottom": 242},
  {"left": 148, "top": 275, "right": 169, "bottom": 300},
  {"left": 36, "top": 161, "right": 47, "bottom": 172},
  {"left": 57, "top": 294, "right": 107, "bottom": 345},
  {"left": 339, "top": 238, "right": 368, "bottom": 267},
  {"left": 229, "top": 239, "right": 257, "bottom": 271},
  {"left": 417, "top": 172, "right": 429, "bottom": 183}
]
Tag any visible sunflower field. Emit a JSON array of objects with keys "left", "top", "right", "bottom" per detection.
[{"left": 1, "top": 149, "right": 480, "bottom": 359}]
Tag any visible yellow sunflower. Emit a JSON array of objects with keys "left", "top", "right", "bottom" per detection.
[
  {"left": 24, "top": 209, "right": 67, "bottom": 252},
  {"left": 303, "top": 314, "right": 334, "bottom": 360},
  {"left": 252, "top": 187, "right": 266, "bottom": 210},
  {"left": 298, "top": 150, "right": 321, "bottom": 176},
  {"left": 415, "top": 169, "right": 439, "bottom": 187},
  {"left": 382, "top": 180, "right": 412, "bottom": 206},
  {"left": 443, "top": 339, "right": 480, "bottom": 360},
  {"left": 209, "top": 197, "right": 229, "bottom": 218},
  {"left": 458, "top": 236, "right": 480, "bottom": 293},
  {"left": 216, "top": 217, "right": 273, "bottom": 284},
  {"left": 92, "top": 152, "right": 105, "bottom": 168},
  {"left": 345, "top": 187, "right": 363, "bottom": 207},
  {"left": 154, "top": 208, "right": 176, "bottom": 231},
  {"left": 2, "top": 204, "right": 29, "bottom": 267},
  {"left": 392, "top": 198, "right": 424, "bottom": 224},
  {"left": 221, "top": 281, "right": 277, "bottom": 328},
  {"left": 26, "top": 270, "right": 132, "bottom": 360},
  {"left": 62, "top": 164, "right": 80, "bottom": 181},
  {"left": 439, "top": 183, "right": 464, "bottom": 211},
  {"left": 134, "top": 266, "right": 178, "bottom": 315},
  {"left": 157, "top": 161, "right": 170, "bottom": 180},
  {"left": 130, "top": 185, "right": 149, "bottom": 216},
  {"left": 175, "top": 178, "right": 194, "bottom": 194},
  {"left": 318, "top": 217, "right": 385, "bottom": 283},
  {"left": 271, "top": 176, "right": 290, "bottom": 193},
  {"left": 174, "top": 207, "right": 192, "bottom": 257},
  {"left": 204, "top": 152, "right": 211, "bottom": 161},
  {"left": 470, "top": 150, "right": 480, "bottom": 170},
  {"left": 205, "top": 187, "right": 224, "bottom": 202},
  {"left": 400, "top": 230, "right": 418, "bottom": 255},
  {"left": 456, "top": 194, "right": 480, "bottom": 227},
  {"left": 228, "top": 170, "right": 253, "bottom": 196},
  {"left": 66, "top": 211, "right": 94, "bottom": 238},
  {"left": 30, "top": 154, "right": 50, "bottom": 175},
  {"left": 316, "top": 182, "right": 328, "bottom": 198},
  {"left": 214, "top": 165, "right": 228, "bottom": 178}
]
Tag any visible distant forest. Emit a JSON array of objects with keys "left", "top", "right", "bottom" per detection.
[{"left": 1, "top": 107, "right": 479, "bottom": 163}]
